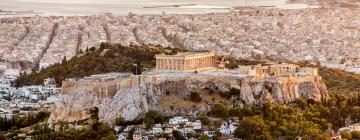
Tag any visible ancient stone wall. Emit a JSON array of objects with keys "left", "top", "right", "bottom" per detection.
[{"left": 49, "top": 73, "right": 329, "bottom": 124}]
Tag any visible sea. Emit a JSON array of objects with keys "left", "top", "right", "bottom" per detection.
[{"left": 0, "top": 0, "right": 318, "bottom": 16}]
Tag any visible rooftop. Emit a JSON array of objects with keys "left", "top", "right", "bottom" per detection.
[
  {"left": 155, "top": 52, "right": 215, "bottom": 59},
  {"left": 80, "top": 73, "right": 132, "bottom": 82}
]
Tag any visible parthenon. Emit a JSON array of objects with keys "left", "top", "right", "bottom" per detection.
[{"left": 155, "top": 52, "right": 216, "bottom": 71}]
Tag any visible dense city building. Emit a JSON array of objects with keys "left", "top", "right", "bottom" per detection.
[{"left": 1, "top": 8, "right": 360, "bottom": 75}]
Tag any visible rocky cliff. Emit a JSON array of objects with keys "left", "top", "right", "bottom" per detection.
[{"left": 48, "top": 74, "right": 329, "bottom": 124}]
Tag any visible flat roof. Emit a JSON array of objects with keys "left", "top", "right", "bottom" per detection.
[
  {"left": 80, "top": 72, "right": 132, "bottom": 81},
  {"left": 155, "top": 52, "right": 215, "bottom": 59}
]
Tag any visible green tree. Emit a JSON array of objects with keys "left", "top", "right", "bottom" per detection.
[
  {"left": 61, "top": 56, "right": 67, "bottom": 64},
  {"left": 229, "top": 108, "right": 241, "bottom": 117},
  {"left": 172, "top": 130, "right": 186, "bottom": 140},
  {"left": 127, "top": 128, "right": 135, "bottom": 140},
  {"left": 214, "top": 130, "right": 222, "bottom": 140},
  {"left": 100, "top": 132, "right": 116, "bottom": 140},
  {"left": 351, "top": 106, "right": 360, "bottom": 123},
  {"left": 234, "top": 115, "right": 271, "bottom": 140},
  {"left": 115, "top": 116, "right": 125, "bottom": 126},
  {"left": 340, "top": 131, "right": 352, "bottom": 139},
  {"left": 189, "top": 91, "right": 202, "bottom": 102},
  {"left": 144, "top": 110, "right": 165, "bottom": 129},
  {"left": 199, "top": 135, "right": 209, "bottom": 140},
  {"left": 209, "top": 104, "right": 229, "bottom": 119},
  {"left": 229, "top": 88, "right": 240, "bottom": 96},
  {"left": 351, "top": 131, "right": 360, "bottom": 139},
  {"left": 199, "top": 116, "right": 210, "bottom": 125}
]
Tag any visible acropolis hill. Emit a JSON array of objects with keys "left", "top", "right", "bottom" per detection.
[{"left": 51, "top": 52, "right": 328, "bottom": 123}]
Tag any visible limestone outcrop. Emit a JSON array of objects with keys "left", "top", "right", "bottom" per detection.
[{"left": 48, "top": 74, "right": 328, "bottom": 124}]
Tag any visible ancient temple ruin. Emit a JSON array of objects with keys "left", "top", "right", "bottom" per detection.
[{"left": 155, "top": 52, "right": 216, "bottom": 72}]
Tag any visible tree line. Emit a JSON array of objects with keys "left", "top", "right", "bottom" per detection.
[
  {"left": 204, "top": 93, "right": 360, "bottom": 139},
  {"left": 0, "top": 111, "right": 49, "bottom": 131}
]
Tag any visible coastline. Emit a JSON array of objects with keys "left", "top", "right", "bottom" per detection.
[{"left": 0, "top": 0, "right": 322, "bottom": 17}]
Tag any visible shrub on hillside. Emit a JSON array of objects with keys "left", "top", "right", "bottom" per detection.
[
  {"left": 144, "top": 110, "right": 165, "bottom": 129},
  {"left": 115, "top": 117, "right": 125, "bottom": 126},
  {"left": 189, "top": 91, "right": 202, "bottom": 102},
  {"left": 340, "top": 131, "right": 352, "bottom": 139},
  {"left": 351, "top": 131, "right": 360, "bottom": 139},
  {"left": 208, "top": 104, "right": 229, "bottom": 119}
]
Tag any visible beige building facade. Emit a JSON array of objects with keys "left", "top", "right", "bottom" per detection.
[{"left": 155, "top": 52, "right": 216, "bottom": 71}]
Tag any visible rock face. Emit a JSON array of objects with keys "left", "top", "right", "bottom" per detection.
[
  {"left": 48, "top": 74, "right": 328, "bottom": 124},
  {"left": 48, "top": 89, "right": 101, "bottom": 122}
]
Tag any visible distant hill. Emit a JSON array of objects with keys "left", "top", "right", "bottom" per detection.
[{"left": 15, "top": 43, "right": 183, "bottom": 86}]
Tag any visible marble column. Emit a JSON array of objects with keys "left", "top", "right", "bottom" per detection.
[
  {"left": 159, "top": 59, "right": 162, "bottom": 70},
  {"left": 156, "top": 59, "right": 159, "bottom": 70},
  {"left": 160, "top": 59, "right": 163, "bottom": 70},
  {"left": 208, "top": 57, "right": 211, "bottom": 67},
  {"left": 166, "top": 59, "right": 169, "bottom": 70},
  {"left": 184, "top": 59, "right": 187, "bottom": 70},
  {"left": 206, "top": 57, "right": 208, "bottom": 67},
  {"left": 175, "top": 59, "right": 177, "bottom": 70},
  {"left": 162, "top": 59, "right": 165, "bottom": 70},
  {"left": 173, "top": 59, "right": 176, "bottom": 70}
]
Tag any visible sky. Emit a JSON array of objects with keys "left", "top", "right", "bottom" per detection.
[
  {"left": 1, "top": 0, "right": 258, "bottom": 4},
  {"left": 5, "top": 0, "right": 133, "bottom": 4},
  {"left": 0, "top": 0, "right": 314, "bottom": 16}
]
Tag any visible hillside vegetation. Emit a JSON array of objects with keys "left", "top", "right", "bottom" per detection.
[
  {"left": 297, "top": 62, "right": 360, "bottom": 96},
  {"left": 15, "top": 43, "right": 184, "bottom": 86},
  {"left": 319, "top": 67, "right": 360, "bottom": 95}
]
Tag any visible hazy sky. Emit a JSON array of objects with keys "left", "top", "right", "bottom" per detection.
[
  {"left": 8, "top": 0, "right": 135, "bottom": 4},
  {"left": 0, "top": 0, "right": 312, "bottom": 16},
  {"left": 2, "top": 0, "right": 255, "bottom": 4},
  {"left": 4, "top": 0, "right": 217, "bottom": 3}
]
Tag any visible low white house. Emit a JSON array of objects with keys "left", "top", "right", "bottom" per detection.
[
  {"left": 152, "top": 124, "right": 163, "bottom": 134},
  {"left": 0, "top": 108, "right": 13, "bottom": 119},
  {"left": 30, "top": 93, "right": 40, "bottom": 100},
  {"left": 181, "top": 123, "right": 194, "bottom": 134},
  {"left": 117, "top": 134, "right": 126, "bottom": 140},
  {"left": 192, "top": 120, "right": 202, "bottom": 130},
  {"left": 46, "top": 95, "right": 60, "bottom": 104},
  {"left": 0, "top": 78, "right": 12, "bottom": 87},
  {"left": 339, "top": 123, "right": 360, "bottom": 132},
  {"left": 169, "top": 116, "right": 189, "bottom": 125},
  {"left": 0, "top": 78, "right": 15, "bottom": 94},
  {"left": 3, "top": 69, "right": 20, "bottom": 79},
  {"left": 219, "top": 120, "right": 237, "bottom": 135},
  {"left": 39, "top": 60, "right": 50, "bottom": 70},
  {"left": 164, "top": 124, "right": 179, "bottom": 134},
  {"left": 203, "top": 131, "right": 215, "bottom": 137}
]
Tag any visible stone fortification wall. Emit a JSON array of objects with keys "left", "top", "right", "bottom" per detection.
[
  {"left": 49, "top": 73, "right": 328, "bottom": 124},
  {"left": 61, "top": 76, "right": 140, "bottom": 98}
]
